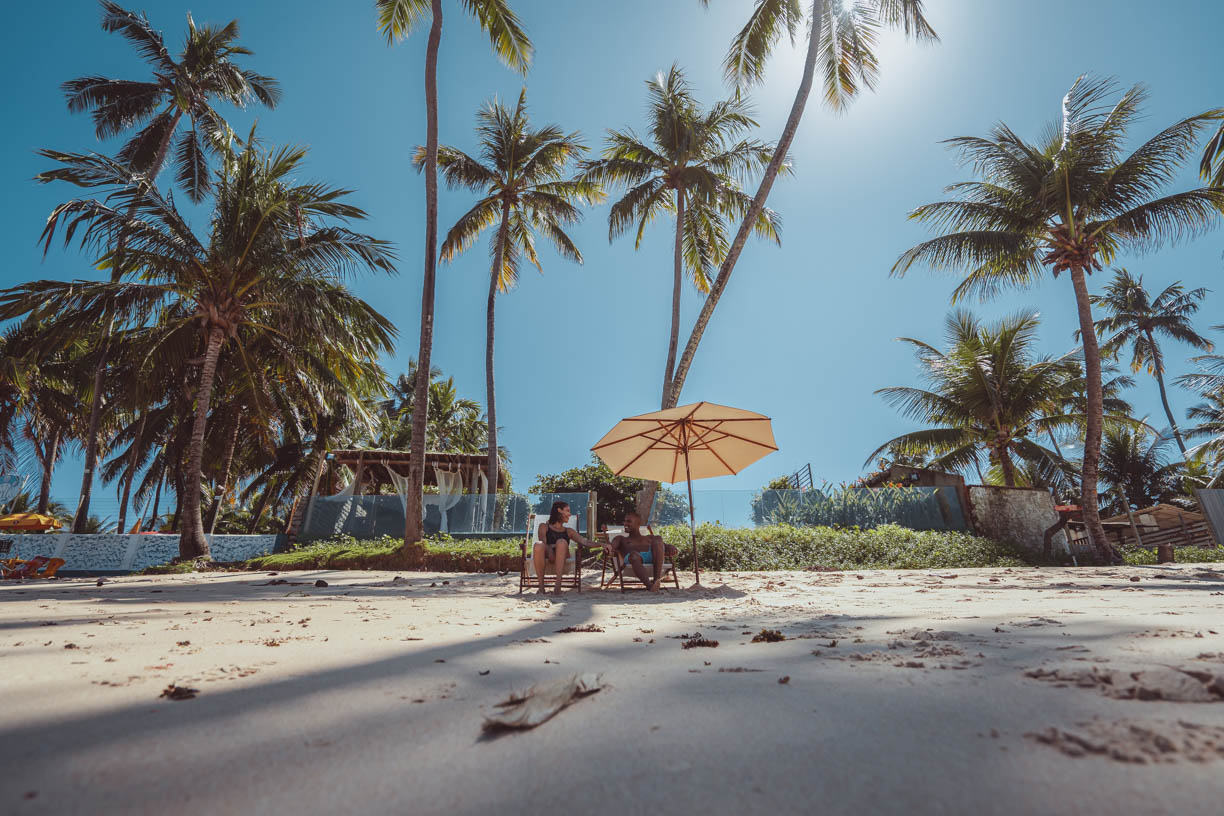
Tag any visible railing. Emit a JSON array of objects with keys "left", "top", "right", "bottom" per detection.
[
  {"left": 298, "top": 492, "right": 592, "bottom": 541},
  {"left": 651, "top": 486, "right": 968, "bottom": 532}
]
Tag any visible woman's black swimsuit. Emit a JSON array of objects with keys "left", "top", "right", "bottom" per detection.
[{"left": 544, "top": 525, "right": 571, "bottom": 555}]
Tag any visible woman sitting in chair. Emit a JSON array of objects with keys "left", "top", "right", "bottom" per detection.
[{"left": 535, "top": 501, "right": 602, "bottom": 595}]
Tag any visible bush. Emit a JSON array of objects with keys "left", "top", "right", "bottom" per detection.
[
  {"left": 656, "top": 523, "right": 1032, "bottom": 571},
  {"left": 1121, "top": 547, "right": 1224, "bottom": 566},
  {"left": 245, "top": 533, "right": 524, "bottom": 572}
]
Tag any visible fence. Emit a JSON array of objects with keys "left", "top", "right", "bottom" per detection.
[
  {"left": 298, "top": 492, "right": 592, "bottom": 541},
  {"left": 672, "top": 486, "right": 969, "bottom": 532}
]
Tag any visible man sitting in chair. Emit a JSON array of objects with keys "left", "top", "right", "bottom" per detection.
[{"left": 610, "top": 511, "right": 671, "bottom": 592}]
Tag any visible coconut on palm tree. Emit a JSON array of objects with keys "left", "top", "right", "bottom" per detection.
[
  {"left": 580, "top": 65, "right": 783, "bottom": 404},
  {"left": 661, "top": 0, "right": 938, "bottom": 410},
  {"left": 4, "top": 137, "right": 397, "bottom": 558},
  {"left": 50, "top": 1, "right": 280, "bottom": 533},
  {"left": 868, "top": 310, "right": 1085, "bottom": 488},
  {"left": 376, "top": 0, "right": 531, "bottom": 545},
  {"left": 420, "top": 89, "right": 599, "bottom": 505},
  {"left": 893, "top": 76, "right": 1224, "bottom": 562},
  {"left": 1086, "top": 268, "right": 1212, "bottom": 454}
]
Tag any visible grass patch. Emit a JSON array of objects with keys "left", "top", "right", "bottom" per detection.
[
  {"left": 244, "top": 534, "right": 522, "bottom": 572},
  {"left": 1121, "top": 547, "right": 1224, "bottom": 566},
  {"left": 657, "top": 523, "right": 1033, "bottom": 571},
  {"left": 238, "top": 523, "right": 1034, "bottom": 573}
]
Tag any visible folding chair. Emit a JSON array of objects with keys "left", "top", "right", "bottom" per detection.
[
  {"left": 519, "top": 513, "right": 583, "bottom": 593},
  {"left": 600, "top": 525, "right": 680, "bottom": 591}
]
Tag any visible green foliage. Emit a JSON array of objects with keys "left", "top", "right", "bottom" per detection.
[
  {"left": 656, "top": 523, "right": 1032, "bottom": 572},
  {"left": 245, "top": 533, "right": 522, "bottom": 571},
  {"left": 530, "top": 455, "right": 688, "bottom": 528},
  {"left": 750, "top": 485, "right": 957, "bottom": 530},
  {"left": 1121, "top": 547, "right": 1224, "bottom": 566}
]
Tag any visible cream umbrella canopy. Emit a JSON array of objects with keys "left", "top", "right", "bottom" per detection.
[{"left": 591, "top": 402, "right": 777, "bottom": 584}]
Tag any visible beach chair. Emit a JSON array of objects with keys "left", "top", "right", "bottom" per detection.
[
  {"left": 2, "top": 555, "right": 52, "bottom": 580},
  {"left": 600, "top": 525, "right": 680, "bottom": 591},
  {"left": 519, "top": 513, "right": 583, "bottom": 593}
]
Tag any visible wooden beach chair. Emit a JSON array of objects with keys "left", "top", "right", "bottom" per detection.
[
  {"left": 519, "top": 513, "right": 583, "bottom": 593},
  {"left": 600, "top": 525, "right": 680, "bottom": 591},
  {"left": 1, "top": 555, "right": 56, "bottom": 580}
]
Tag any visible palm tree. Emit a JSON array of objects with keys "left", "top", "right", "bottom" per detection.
[
  {"left": 1178, "top": 328, "right": 1224, "bottom": 485},
  {"left": 6, "top": 138, "right": 397, "bottom": 558},
  {"left": 1097, "top": 424, "right": 1184, "bottom": 516},
  {"left": 421, "top": 90, "right": 598, "bottom": 504},
  {"left": 868, "top": 310, "right": 1083, "bottom": 488},
  {"left": 1202, "top": 117, "right": 1224, "bottom": 187},
  {"left": 51, "top": 1, "right": 280, "bottom": 533},
  {"left": 1040, "top": 362, "right": 1137, "bottom": 463},
  {"left": 1087, "top": 268, "right": 1212, "bottom": 454},
  {"left": 662, "top": 0, "right": 937, "bottom": 409},
  {"left": 580, "top": 65, "right": 783, "bottom": 404},
  {"left": 376, "top": 0, "right": 531, "bottom": 545},
  {"left": 892, "top": 76, "right": 1224, "bottom": 562}
]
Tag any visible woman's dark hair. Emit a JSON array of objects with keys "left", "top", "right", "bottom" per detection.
[{"left": 548, "top": 501, "right": 569, "bottom": 525}]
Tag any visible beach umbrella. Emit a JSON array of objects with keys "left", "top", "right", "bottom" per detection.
[
  {"left": 591, "top": 402, "right": 777, "bottom": 584},
  {"left": 0, "top": 513, "right": 63, "bottom": 532}
]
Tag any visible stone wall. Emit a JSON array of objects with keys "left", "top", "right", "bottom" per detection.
[
  {"left": 966, "top": 486, "right": 1068, "bottom": 559},
  {"left": 0, "top": 533, "right": 283, "bottom": 573}
]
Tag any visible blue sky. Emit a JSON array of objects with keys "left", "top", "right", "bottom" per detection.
[{"left": 3, "top": 0, "right": 1223, "bottom": 514}]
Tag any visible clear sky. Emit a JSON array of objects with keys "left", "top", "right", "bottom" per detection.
[{"left": 3, "top": 0, "right": 1223, "bottom": 514}]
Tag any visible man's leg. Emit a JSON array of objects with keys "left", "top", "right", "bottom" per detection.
[
  {"left": 626, "top": 551, "right": 651, "bottom": 587},
  {"left": 649, "top": 536, "right": 665, "bottom": 591}
]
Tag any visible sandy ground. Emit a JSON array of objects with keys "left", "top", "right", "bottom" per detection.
[{"left": 2, "top": 563, "right": 1224, "bottom": 816}]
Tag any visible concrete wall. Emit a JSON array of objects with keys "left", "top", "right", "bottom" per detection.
[
  {"left": 966, "top": 486, "right": 1068, "bottom": 559},
  {"left": 0, "top": 534, "right": 283, "bottom": 573}
]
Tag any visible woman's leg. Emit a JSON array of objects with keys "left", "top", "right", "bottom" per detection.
[
  {"left": 553, "top": 541, "right": 569, "bottom": 593},
  {"left": 532, "top": 543, "right": 549, "bottom": 593}
]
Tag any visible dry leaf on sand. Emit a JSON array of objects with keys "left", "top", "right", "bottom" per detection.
[{"left": 482, "top": 673, "right": 603, "bottom": 735}]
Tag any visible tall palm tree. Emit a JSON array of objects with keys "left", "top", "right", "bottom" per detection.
[
  {"left": 422, "top": 90, "right": 598, "bottom": 501},
  {"left": 580, "top": 65, "right": 783, "bottom": 403},
  {"left": 376, "top": 0, "right": 531, "bottom": 545},
  {"left": 662, "top": 0, "right": 937, "bottom": 409},
  {"left": 51, "top": 1, "right": 280, "bottom": 533},
  {"left": 892, "top": 76, "right": 1224, "bottom": 562},
  {"left": 1087, "top": 268, "right": 1212, "bottom": 454},
  {"left": 5, "top": 138, "right": 397, "bottom": 558},
  {"left": 868, "top": 310, "right": 1083, "bottom": 488}
]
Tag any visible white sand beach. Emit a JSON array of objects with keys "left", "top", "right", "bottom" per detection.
[{"left": 3, "top": 564, "right": 1224, "bottom": 815}]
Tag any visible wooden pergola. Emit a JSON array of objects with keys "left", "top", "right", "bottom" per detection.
[{"left": 317, "top": 449, "right": 507, "bottom": 496}]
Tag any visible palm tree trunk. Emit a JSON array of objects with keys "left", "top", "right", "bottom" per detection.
[
  {"left": 247, "top": 480, "right": 274, "bottom": 534},
  {"left": 663, "top": 186, "right": 685, "bottom": 403},
  {"left": 404, "top": 0, "right": 444, "bottom": 549},
  {"left": 73, "top": 110, "right": 184, "bottom": 534},
  {"left": 179, "top": 326, "right": 225, "bottom": 559},
  {"left": 665, "top": 0, "right": 824, "bottom": 408},
  {"left": 148, "top": 471, "right": 163, "bottom": 531},
  {"left": 1070, "top": 266, "right": 1113, "bottom": 563},
  {"left": 999, "top": 445, "right": 1018, "bottom": 487},
  {"left": 486, "top": 200, "right": 511, "bottom": 526},
  {"left": 37, "top": 425, "right": 60, "bottom": 515},
  {"left": 1146, "top": 330, "right": 1187, "bottom": 454},
  {"left": 116, "top": 412, "right": 147, "bottom": 533},
  {"left": 71, "top": 355, "right": 108, "bottom": 533},
  {"left": 206, "top": 411, "right": 241, "bottom": 534}
]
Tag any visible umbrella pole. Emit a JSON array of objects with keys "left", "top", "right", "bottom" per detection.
[{"left": 683, "top": 436, "right": 700, "bottom": 585}]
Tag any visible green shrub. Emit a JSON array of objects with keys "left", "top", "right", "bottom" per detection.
[
  {"left": 1122, "top": 547, "right": 1224, "bottom": 566},
  {"left": 657, "top": 523, "right": 1032, "bottom": 571},
  {"left": 245, "top": 533, "right": 523, "bottom": 571}
]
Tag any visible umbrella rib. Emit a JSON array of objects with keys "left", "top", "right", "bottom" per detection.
[{"left": 688, "top": 422, "right": 779, "bottom": 451}]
